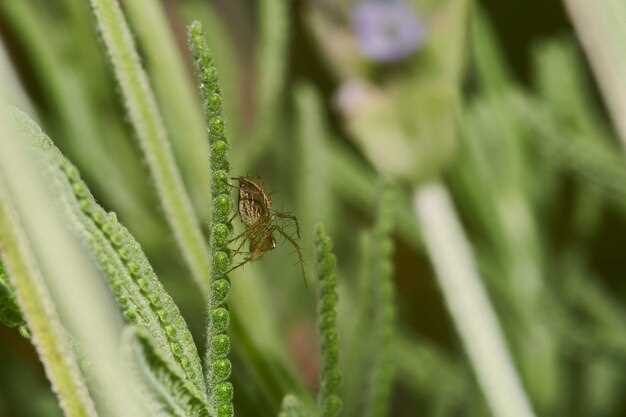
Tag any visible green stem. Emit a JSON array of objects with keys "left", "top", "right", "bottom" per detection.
[
  {"left": 364, "top": 185, "right": 396, "bottom": 417},
  {"left": 88, "top": 0, "right": 211, "bottom": 294},
  {"left": 188, "top": 21, "right": 234, "bottom": 417},
  {"left": 123, "top": 0, "right": 211, "bottom": 218},
  {"left": 315, "top": 224, "right": 343, "bottom": 417},
  {"left": 414, "top": 182, "right": 537, "bottom": 417}
]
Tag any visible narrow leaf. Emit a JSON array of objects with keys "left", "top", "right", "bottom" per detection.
[
  {"left": 88, "top": 0, "right": 211, "bottom": 294},
  {"left": 123, "top": 327, "right": 210, "bottom": 417},
  {"left": 10, "top": 107, "right": 207, "bottom": 398}
]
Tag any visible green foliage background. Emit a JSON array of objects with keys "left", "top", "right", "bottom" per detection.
[{"left": 1, "top": 1, "right": 626, "bottom": 417}]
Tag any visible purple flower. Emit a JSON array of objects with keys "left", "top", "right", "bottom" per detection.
[{"left": 352, "top": 0, "right": 426, "bottom": 63}]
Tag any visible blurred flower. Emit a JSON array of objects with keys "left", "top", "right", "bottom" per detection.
[
  {"left": 351, "top": 0, "right": 426, "bottom": 63},
  {"left": 335, "top": 79, "right": 385, "bottom": 117}
]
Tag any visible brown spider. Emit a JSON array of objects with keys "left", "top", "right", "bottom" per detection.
[{"left": 226, "top": 176, "right": 306, "bottom": 284}]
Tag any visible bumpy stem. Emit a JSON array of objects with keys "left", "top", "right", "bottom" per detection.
[
  {"left": 365, "top": 185, "right": 396, "bottom": 417},
  {"left": 315, "top": 224, "right": 343, "bottom": 417},
  {"left": 188, "top": 21, "right": 235, "bottom": 417}
]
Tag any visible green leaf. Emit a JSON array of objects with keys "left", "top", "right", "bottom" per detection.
[
  {"left": 122, "top": 0, "right": 210, "bottom": 219},
  {"left": 0, "top": 107, "right": 143, "bottom": 417},
  {"left": 0, "top": 260, "right": 26, "bottom": 330},
  {"left": 8, "top": 106, "right": 207, "bottom": 399},
  {"left": 123, "top": 327, "right": 210, "bottom": 417},
  {"left": 88, "top": 0, "right": 211, "bottom": 294},
  {"left": 0, "top": 1, "right": 164, "bottom": 245}
]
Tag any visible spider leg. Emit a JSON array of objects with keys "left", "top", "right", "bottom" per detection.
[
  {"left": 273, "top": 226, "right": 308, "bottom": 287},
  {"left": 225, "top": 257, "right": 251, "bottom": 275},
  {"left": 228, "top": 220, "right": 261, "bottom": 245},
  {"left": 273, "top": 211, "right": 301, "bottom": 238},
  {"left": 232, "top": 229, "right": 251, "bottom": 256},
  {"left": 228, "top": 228, "right": 250, "bottom": 244},
  {"left": 225, "top": 223, "right": 274, "bottom": 274},
  {"left": 229, "top": 220, "right": 272, "bottom": 255}
]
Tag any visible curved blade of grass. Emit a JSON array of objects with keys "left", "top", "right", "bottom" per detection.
[
  {"left": 122, "top": 0, "right": 210, "bottom": 219},
  {"left": 88, "top": 0, "right": 211, "bottom": 294}
]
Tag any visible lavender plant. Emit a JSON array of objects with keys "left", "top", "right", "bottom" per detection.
[
  {"left": 188, "top": 21, "right": 235, "bottom": 417},
  {"left": 2, "top": 1, "right": 626, "bottom": 417},
  {"left": 315, "top": 224, "right": 343, "bottom": 417}
]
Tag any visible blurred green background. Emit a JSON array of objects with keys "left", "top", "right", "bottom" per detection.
[{"left": 1, "top": 0, "right": 626, "bottom": 416}]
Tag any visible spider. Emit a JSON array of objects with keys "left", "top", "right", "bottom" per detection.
[{"left": 225, "top": 176, "right": 306, "bottom": 284}]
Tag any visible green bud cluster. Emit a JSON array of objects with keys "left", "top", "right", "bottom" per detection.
[{"left": 188, "top": 21, "right": 234, "bottom": 417}]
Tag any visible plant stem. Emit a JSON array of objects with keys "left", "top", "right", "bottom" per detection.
[
  {"left": 188, "top": 21, "right": 235, "bottom": 417},
  {"left": 315, "top": 224, "right": 342, "bottom": 417},
  {"left": 123, "top": 0, "right": 210, "bottom": 218},
  {"left": 414, "top": 182, "right": 536, "bottom": 417},
  {"left": 88, "top": 0, "right": 211, "bottom": 294}
]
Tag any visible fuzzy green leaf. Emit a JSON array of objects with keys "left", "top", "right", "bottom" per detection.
[
  {"left": 122, "top": 0, "right": 210, "bottom": 219},
  {"left": 9, "top": 107, "right": 207, "bottom": 399},
  {"left": 123, "top": 327, "right": 211, "bottom": 417},
  {"left": 88, "top": 0, "right": 211, "bottom": 294}
]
